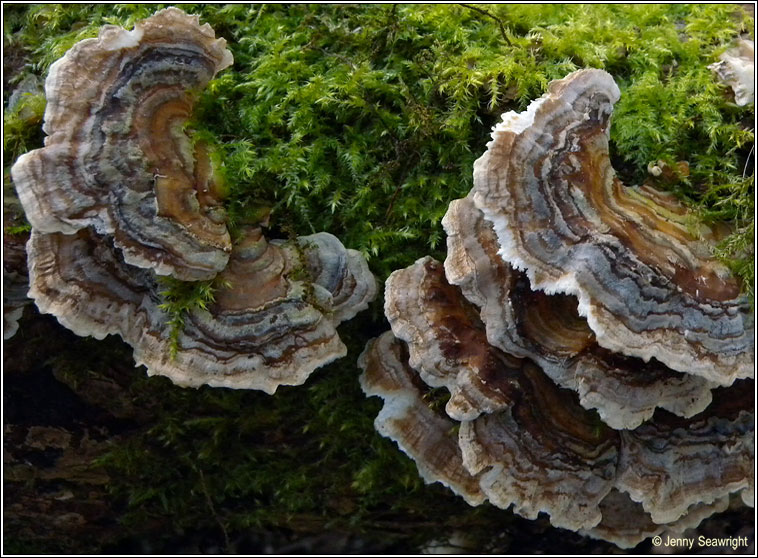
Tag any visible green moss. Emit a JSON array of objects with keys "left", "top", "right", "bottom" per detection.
[
  {"left": 4, "top": 4, "right": 754, "bottom": 552},
  {"left": 3, "top": 91, "right": 46, "bottom": 160},
  {"left": 4, "top": 222, "right": 31, "bottom": 235},
  {"left": 157, "top": 276, "right": 228, "bottom": 358}
]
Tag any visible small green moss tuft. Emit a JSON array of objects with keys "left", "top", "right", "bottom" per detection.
[
  {"left": 3, "top": 91, "right": 46, "bottom": 160},
  {"left": 157, "top": 276, "right": 228, "bottom": 358},
  {"left": 4, "top": 222, "right": 32, "bottom": 235}
]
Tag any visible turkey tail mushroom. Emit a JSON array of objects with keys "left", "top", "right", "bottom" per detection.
[
  {"left": 27, "top": 227, "right": 376, "bottom": 392},
  {"left": 363, "top": 68, "right": 753, "bottom": 548},
  {"left": 14, "top": 8, "right": 377, "bottom": 391},
  {"left": 471, "top": 69, "right": 753, "bottom": 385},
  {"left": 363, "top": 265, "right": 753, "bottom": 545},
  {"left": 358, "top": 331, "right": 486, "bottom": 506},
  {"left": 442, "top": 195, "right": 715, "bottom": 430},
  {"left": 11, "top": 7, "right": 234, "bottom": 281}
]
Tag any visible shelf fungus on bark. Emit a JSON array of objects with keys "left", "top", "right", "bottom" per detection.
[
  {"left": 615, "top": 388, "right": 755, "bottom": 524},
  {"left": 11, "top": 7, "right": 235, "bottom": 281},
  {"left": 362, "top": 68, "right": 753, "bottom": 547},
  {"left": 379, "top": 257, "right": 620, "bottom": 530},
  {"left": 362, "top": 255, "right": 753, "bottom": 546},
  {"left": 12, "top": 8, "right": 378, "bottom": 391},
  {"left": 459, "top": 380, "right": 753, "bottom": 538},
  {"left": 27, "top": 226, "right": 376, "bottom": 392},
  {"left": 471, "top": 68, "right": 753, "bottom": 385},
  {"left": 708, "top": 39, "right": 755, "bottom": 106},
  {"left": 134, "top": 228, "right": 367, "bottom": 391},
  {"left": 27, "top": 229, "right": 158, "bottom": 342},
  {"left": 442, "top": 195, "right": 714, "bottom": 429},
  {"left": 457, "top": 361, "right": 620, "bottom": 532}
]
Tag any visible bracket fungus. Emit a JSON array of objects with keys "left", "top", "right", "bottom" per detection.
[
  {"left": 361, "top": 68, "right": 754, "bottom": 548},
  {"left": 442, "top": 195, "right": 714, "bottom": 429},
  {"left": 295, "top": 232, "right": 377, "bottom": 323},
  {"left": 708, "top": 39, "right": 755, "bottom": 106},
  {"left": 384, "top": 256, "right": 529, "bottom": 422},
  {"left": 135, "top": 229, "right": 376, "bottom": 390},
  {"left": 13, "top": 9, "right": 377, "bottom": 391},
  {"left": 471, "top": 68, "right": 753, "bottom": 385},
  {"left": 358, "top": 331, "right": 486, "bottom": 507},
  {"left": 361, "top": 258, "right": 752, "bottom": 546},
  {"left": 28, "top": 226, "right": 375, "bottom": 392},
  {"left": 11, "top": 7, "right": 234, "bottom": 281}
]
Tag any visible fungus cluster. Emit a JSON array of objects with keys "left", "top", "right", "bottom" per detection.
[
  {"left": 11, "top": 8, "right": 376, "bottom": 391},
  {"left": 360, "top": 69, "right": 754, "bottom": 547}
]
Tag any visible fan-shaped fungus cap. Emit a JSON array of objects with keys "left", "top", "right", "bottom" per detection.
[
  {"left": 358, "top": 331, "right": 485, "bottom": 506},
  {"left": 27, "top": 229, "right": 159, "bottom": 342},
  {"left": 708, "top": 39, "right": 755, "bottom": 106},
  {"left": 142, "top": 228, "right": 377, "bottom": 390},
  {"left": 385, "top": 256, "right": 530, "bottom": 421},
  {"left": 442, "top": 195, "right": 714, "bottom": 429},
  {"left": 458, "top": 364, "right": 620, "bottom": 532},
  {"left": 15, "top": 8, "right": 377, "bottom": 391},
  {"left": 11, "top": 8, "right": 234, "bottom": 281},
  {"left": 27, "top": 226, "right": 376, "bottom": 392},
  {"left": 383, "top": 257, "right": 623, "bottom": 530},
  {"left": 458, "top": 382, "right": 752, "bottom": 534},
  {"left": 616, "top": 385, "right": 754, "bottom": 525},
  {"left": 471, "top": 68, "right": 753, "bottom": 385},
  {"left": 135, "top": 227, "right": 352, "bottom": 391},
  {"left": 292, "top": 232, "right": 377, "bottom": 323}
]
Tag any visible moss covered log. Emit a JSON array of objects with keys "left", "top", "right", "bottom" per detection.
[{"left": 3, "top": 4, "right": 754, "bottom": 553}]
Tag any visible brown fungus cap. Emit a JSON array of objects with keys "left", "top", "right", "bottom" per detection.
[
  {"left": 383, "top": 257, "right": 622, "bottom": 530},
  {"left": 287, "top": 232, "right": 377, "bottom": 324},
  {"left": 458, "top": 382, "right": 752, "bottom": 534},
  {"left": 442, "top": 195, "right": 715, "bottom": 429},
  {"left": 458, "top": 362, "right": 620, "bottom": 532},
  {"left": 471, "top": 69, "right": 753, "bottom": 384},
  {"left": 27, "top": 227, "right": 375, "bottom": 392},
  {"left": 11, "top": 8, "right": 234, "bottom": 281},
  {"left": 580, "top": 489, "right": 731, "bottom": 549},
  {"left": 615, "top": 385, "right": 754, "bottom": 525},
  {"left": 135, "top": 227, "right": 351, "bottom": 391},
  {"left": 27, "top": 229, "right": 158, "bottom": 342},
  {"left": 385, "top": 256, "right": 528, "bottom": 421},
  {"left": 14, "top": 8, "right": 377, "bottom": 390}
]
